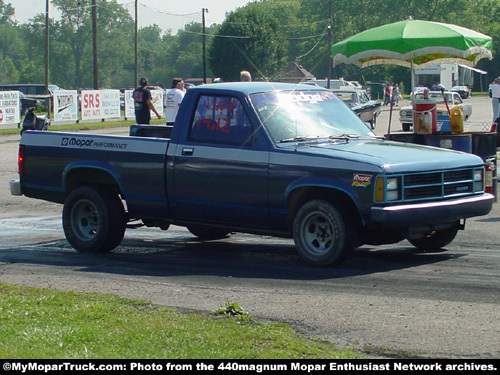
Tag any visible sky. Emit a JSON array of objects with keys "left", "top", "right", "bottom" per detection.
[{"left": 7, "top": 0, "right": 254, "bottom": 33}]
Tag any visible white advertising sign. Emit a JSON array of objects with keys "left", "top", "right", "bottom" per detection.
[
  {"left": 125, "top": 89, "right": 134, "bottom": 118},
  {"left": 125, "top": 89, "right": 164, "bottom": 119},
  {"left": 81, "top": 89, "right": 120, "bottom": 121},
  {"left": 53, "top": 90, "right": 79, "bottom": 121},
  {"left": 0, "top": 91, "right": 21, "bottom": 125},
  {"left": 150, "top": 89, "right": 164, "bottom": 117}
]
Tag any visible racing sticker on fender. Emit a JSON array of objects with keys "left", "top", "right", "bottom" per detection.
[{"left": 352, "top": 173, "right": 372, "bottom": 187}]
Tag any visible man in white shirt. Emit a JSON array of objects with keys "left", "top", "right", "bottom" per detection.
[
  {"left": 489, "top": 77, "right": 500, "bottom": 122},
  {"left": 164, "top": 78, "right": 185, "bottom": 125}
]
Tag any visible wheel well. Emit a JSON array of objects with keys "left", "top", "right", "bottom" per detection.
[
  {"left": 287, "top": 186, "right": 362, "bottom": 232},
  {"left": 65, "top": 168, "right": 122, "bottom": 197}
]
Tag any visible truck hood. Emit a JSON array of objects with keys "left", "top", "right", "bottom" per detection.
[{"left": 288, "top": 138, "right": 483, "bottom": 173}]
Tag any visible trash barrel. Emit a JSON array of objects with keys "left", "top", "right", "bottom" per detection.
[
  {"left": 423, "top": 134, "right": 472, "bottom": 153},
  {"left": 413, "top": 99, "right": 437, "bottom": 134}
]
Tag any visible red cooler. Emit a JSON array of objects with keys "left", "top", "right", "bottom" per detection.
[{"left": 413, "top": 98, "right": 437, "bottom": 134}]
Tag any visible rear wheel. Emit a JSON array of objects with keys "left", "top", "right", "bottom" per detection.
[
  {"left": 293, "top": 200, "right": 354, "bottom": 266},
  {"left": 408, "top": 222, "right": 459, "bottom": 252},
  {"left": 63, "top": 185, "right": 126, "bottom": 253}
]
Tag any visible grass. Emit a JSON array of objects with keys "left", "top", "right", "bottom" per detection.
[{"left": 0, "top": 282, "right": 366, "bottom": 359}]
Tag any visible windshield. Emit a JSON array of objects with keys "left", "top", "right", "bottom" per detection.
[{"left": 250, "top": 90, "right": 374, "bottom": 143}]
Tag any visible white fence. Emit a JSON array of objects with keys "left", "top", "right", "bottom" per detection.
[{"left": 0, "top": 88, "right": 164, "bottom": 128}]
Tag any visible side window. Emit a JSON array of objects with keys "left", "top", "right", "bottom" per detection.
[{"left": 189, "top": 95, "right": 253, "bottom": 145}]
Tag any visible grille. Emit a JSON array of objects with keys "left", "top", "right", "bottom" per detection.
[{"left": 401, "top": 168, "right": 476, "bottom": 202}]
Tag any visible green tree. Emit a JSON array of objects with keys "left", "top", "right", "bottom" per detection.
[
  {"left": 0, "top": 52, "right": 18, "bottom": 83},
  {"left": 0, "top": 0, "right": 14, "bottom": 25},
  {"left": 0, "top": 0, "right": 22, "bottom": 82},
  {"left": 208, "top": 3, "right": 288, "bottom": 81},
  {"left": 20, "top": 0, "right": 134, "bottom": 89}
]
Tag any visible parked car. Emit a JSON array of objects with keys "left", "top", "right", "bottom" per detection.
[
  {"left": 450, "top": 85, "right": 471, "bottom": 99},
  {"left": 347, "top": 81, "right": 364, "bottom": 89},
  {"left": 399, "top": 91, "right": 472, "bottom": 131},
  {"left": 305, "top": 79, "right": 351, "bottom": 89},
  {"left": 332, "top": 88, "right": 381, "bottom": 129},
  {"left": 0, "top": 83, "right": 62, "bottom": 96}
]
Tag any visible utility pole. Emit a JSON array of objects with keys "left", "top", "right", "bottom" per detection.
[
  {"left": 135, "top": 0, "right": 138, "bottom": 86},
  {"left": 45, "top": 0, "right": 50, "bottom": 118},
  {"left": 327, "top": 0, "right": 333, "bottom": 89},
  {"left": 92, "top": 0, "right": 99, "bottom": 89},
  {"left": 202, "top": 8, "right": 208, "bottom": 84}
]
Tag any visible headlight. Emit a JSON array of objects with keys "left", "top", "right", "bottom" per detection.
[
  {"left": 375, "top": 176, "right": 401, "bottom": 202},
  {"left": 386, "top": 177, "right": 400, "bottom": 201},
  {"left": 400, "top": 110, "right": 407, "bottom": 116},
  {"left": 474, "top": 168, "right": 484, "bottom": 192}
]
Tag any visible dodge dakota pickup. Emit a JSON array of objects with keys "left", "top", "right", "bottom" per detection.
[{"left": 10, "top": 82, "right": 494, "bottom": 266}]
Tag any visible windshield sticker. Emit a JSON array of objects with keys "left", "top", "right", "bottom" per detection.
[
  {"left": 277, "top": 91, "right": 335, "bottom": 104},
  {"left": 352, "top": 173, "right": 372, "bottom": 187}
]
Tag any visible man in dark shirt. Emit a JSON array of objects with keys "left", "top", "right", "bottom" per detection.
[{"left": 132, "top": 77, "right": 161, "bottom": 124}]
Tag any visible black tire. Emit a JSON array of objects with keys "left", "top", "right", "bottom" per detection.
[
  {"left": 187, "top": 225, "right": 231, "bottom": 240},
  {"left": 402, "top": 123, "right": 411, "bottom": 132},
  {"left": 370, "top": 114, "right": 377, "bottom": 130},
  {"left": 293, "top": 200, "right": 354, "bottom": 266},
  {"left": 63, "top": 185, "right": 126, "bottom": 253},
  {"left": 408, "top": 222, "right": 459, "bottom": 252}
]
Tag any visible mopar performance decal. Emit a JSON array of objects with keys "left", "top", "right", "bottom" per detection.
[
  {"left": 61, "top": 137, "right": 128, "bottom": 149},
  {"left": 352, "top": 173, "right": 372, "bottom": 187}
]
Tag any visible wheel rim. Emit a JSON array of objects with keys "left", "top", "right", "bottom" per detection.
[
  {"left": 300, "top": 211, "right": 335, "bottom": 256},
  {"left": 71, "top": 199, "right": 100, "bottom": 241}
]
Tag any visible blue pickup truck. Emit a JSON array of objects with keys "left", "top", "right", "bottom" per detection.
[{"left": 10, "top": 82, "right": 494, "bottom": 266}]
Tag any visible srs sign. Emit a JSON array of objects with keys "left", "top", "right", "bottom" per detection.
[{"left": 81, "top": 90, "right": 120, "bottom": 121}]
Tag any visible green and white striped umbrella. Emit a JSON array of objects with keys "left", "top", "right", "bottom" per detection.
[{"left": 332, "top": 20, "right": 492, "bottom": 69}]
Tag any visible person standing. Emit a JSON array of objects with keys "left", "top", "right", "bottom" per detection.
[
  {"left": 164, "top": 78, "right": 185, "bottom": 126},
  {"left": 383, "top": 84, "right": 391, "bottom": 106},
  {"left": 393, "top": 83, "right": 402, "bottom": 106},
  {"left": 132, "top": 77, "right": 161, "bottom": 124},
  {"left": 489, "top": 77, "right": 500, "bottom": 123},
  {"left": 240, "top": 70, "right": 252, "bottom": 82}
]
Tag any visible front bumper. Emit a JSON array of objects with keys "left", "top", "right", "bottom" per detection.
[
  {"left": 371, "top": 193, "right": 494, "bottom": 227},
  {"left": 399, "top": 114, "right": 412, "bottom": 123}
]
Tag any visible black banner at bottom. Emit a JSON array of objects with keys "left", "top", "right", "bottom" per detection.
[{"left": 1, "top": 359, "right": 499, "bottom": 374}]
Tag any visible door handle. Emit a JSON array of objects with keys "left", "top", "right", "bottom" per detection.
[{"left": 182, "top": 147, "right": 194, "bottom": 156}]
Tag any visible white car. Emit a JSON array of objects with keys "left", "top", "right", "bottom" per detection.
[{"left": 399, "top": 91, "right": 472, "bottom": 131}]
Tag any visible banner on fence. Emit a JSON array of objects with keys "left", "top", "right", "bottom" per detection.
[
  {"left": 125, "top": 89, "right": 164, "bottom": 120},
  {"left": 0, "top": 91, "right": 20, "bottom": 125},
  {"left": 53, "top": 90, "right": 79, "bottom": 122},
  {"left": 81, "top": 90, "right": 120, "bottom": 121}
]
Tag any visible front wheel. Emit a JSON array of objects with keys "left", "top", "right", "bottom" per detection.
[
  {"left": 293, "top": 200, "right": 354, "bottom": 266},
  {"left": 408, "top": 222, "right": 459, "bottom": 252},
  {"left": 63, "top": 185, "right": 126, "bottom": 253}
]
